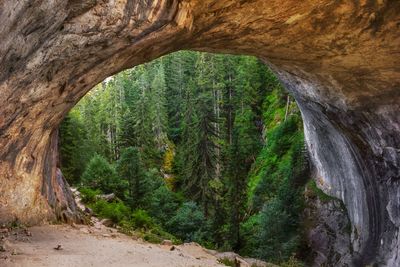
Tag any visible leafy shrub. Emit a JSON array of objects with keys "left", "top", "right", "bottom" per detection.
[
  {"left": 239, "top": 214, "right": 261, "bottom": 256},
  {"left": 142, "top": 225, "right": 180, "bottom": 244},
  {"left": 166, "top": 201, "right": 207, "bottom": 242},
  {"left": 131, "top": 209, "right": 154, "bottom": 230},
  {"left": 255, "top": 196, "right": 301, "bottom": 263},
  {"left": 148, "top": 185, "right": 180, "bottom": 225},
  {"left": 143, "top": 232, "right": 163, "bottom": 244},
  {"left": 218, "top": 258, "right": 236, "bottom": 267},
  {"left": 82, "top": 154, "right": 126, "bottom": 199},
  {"left": 91, "top": 200, "right": 130, "bottom": 224},
  {"left": 79, "top": 187, "right": 101, "bottom": 203}
]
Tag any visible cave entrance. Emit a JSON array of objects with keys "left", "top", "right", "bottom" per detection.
[
  {"left": 1, "top": 1, "right": 397, "bottom": 266},
  {"left": 58, "top": 51, "right": 310, "bottom": 265}
]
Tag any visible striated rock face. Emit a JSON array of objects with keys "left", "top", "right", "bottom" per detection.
[{"left": 0, "top": 0, "right": 399, "bottom": 265}]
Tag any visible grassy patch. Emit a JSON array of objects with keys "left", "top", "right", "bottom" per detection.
[
  {"left": 218, "top": 258, "right": 236, "bottom": 267},
  {"left": 307, "top": 180, "right": 336, "bottom": 203}
]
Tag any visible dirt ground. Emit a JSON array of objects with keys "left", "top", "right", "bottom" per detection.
[{"left": 0, "top": 224, "right": 225, "bottom": 267}]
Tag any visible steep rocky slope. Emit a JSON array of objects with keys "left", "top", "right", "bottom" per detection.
[{"left": 0, "top": 1, "right": 399, "bottom": 265}]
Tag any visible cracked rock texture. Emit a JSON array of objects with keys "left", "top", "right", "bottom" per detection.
[{"left": 0, "top": 0, "right": 399, "bottom": 265}]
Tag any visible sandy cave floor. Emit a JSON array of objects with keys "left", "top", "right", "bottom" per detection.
[{"left": 0, "top": 224, "right": 225, "bottom": 267}]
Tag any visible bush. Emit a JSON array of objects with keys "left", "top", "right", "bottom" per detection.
[
  {"left": 166, "top": 201, "right": 208, "bottom": 242},
  {"left": 239, "top": 214, "right": 262, "bottom": 256},
  {"left": 91, "top": 200, "right": 130, "bottom": 224},
  {"left": 79, "top": 187, "right": 101, "bottom": 203},
  {"left": 148, "top": 185, "right": 180, "bottom": 225},
  {"left": 143, "top": 232, "right": 163, "bottom": 244},
  {"left": 119, "top": 210, "right": 180, "bottom": 245},
  {"left": 218, "top": 258, "right": 236, "bottom": 267},
  {"left": 255, "top": 197, "right": 301, "bottom": 263},
  {"left": 131, "top": 209, "right": 154, "bottom": 230},
  {"left": 141, "top": 226, "right": 180, "bottom": 244},
  {"left": 82, "top": 154, "right": 126, "bottom": 199}
]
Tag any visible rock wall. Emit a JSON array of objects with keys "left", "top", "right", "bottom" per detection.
[
  {"left": 270, "top": 63, "right": 399, "bottom": 266},
  {"left": 0, "top": 0, "right": 399, "bottom": 265},
  {"left": 304, "top": 185, "right": 353, "bottom": 267}
]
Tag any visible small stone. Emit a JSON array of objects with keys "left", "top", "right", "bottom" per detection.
[
  {"left": 79, "top": 228, "right": 90, "bottom": 234},
  {"left": 84, "top": 207, "right": 93, "bottom": 215},
  {"left": 101, "top": 219, "right": 113, "bottom": 227},
  {"left": 170, "top": 246, "right": 175, "bottom": 251},
  {"left": 0, "top": 245, "right": 6, "bottom": 252},
  {"left": 11, "top": 249, "right": 18, "bottom": 255},
  {"left": 24, "top": 230, "right": 32, "bottom": 237}
]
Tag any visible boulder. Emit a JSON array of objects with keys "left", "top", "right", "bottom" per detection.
[{"left": 100, "top": 219, "right": 114, "bottom": 227}]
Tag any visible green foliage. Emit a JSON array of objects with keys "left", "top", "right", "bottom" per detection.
[
  {"left": 306, "top": 180, "right": 336, "bottom": 203},
  {"left": 142, "top": 227, "right": 180, "bottom": 244},
  {"left": 117, "top": 147, "right": 149, "bottom": 208},
  {"left": 256, "top": 195, "right": 301, "bottom": 262},
  {"left": 91, "top": 200, "right": 130, "bottom": 224},
  {"left": 242, "top": 89, "right": 307, "bottom": 263},
  {"left": 81, "top": 154, "right": 126, "bottom": 199},
  {"left": 131, "top": 209, "right": 154, "bottom": 230},
  {"left": 239, "top": 214, "right": 262, "bottom": 256},
  {"left": 250, "top": 115, "right": 304, "bottom": 211},
  {"left": 166, "top": 202, "right": 208, "bottom": 243},
  {"left": 79, "top": 187, "right": 101, "bottom": 203},
  {"left": 59, "top": 110, "right": 92, "bottom": 184},
  {"left": 148, "top": 185, "right": 180, "bottom": 225},
  {"left": 61, "top": 51, "right": 308, "bottom": 264},
  {"left": 218, "top": 258, "right": 236, "bottom": 267}
]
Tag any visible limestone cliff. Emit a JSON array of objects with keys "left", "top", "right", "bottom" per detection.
[{"left": 0, "top": 0, "right": 399, "bottom": 265}]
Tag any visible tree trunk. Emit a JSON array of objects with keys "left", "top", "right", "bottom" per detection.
[{"left": 0, "top": 0, "right": 399, "bottom": 265}]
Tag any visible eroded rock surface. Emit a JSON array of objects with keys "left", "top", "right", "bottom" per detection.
[
  {"left": 304, "top": 186, "right": 352, "bottom": 266},
  {"left": 0, "top": 0, "right": 399, "bottom": 265}
]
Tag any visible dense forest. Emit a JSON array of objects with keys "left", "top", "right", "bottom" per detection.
[{"left": 60, "top": 51, "right": 309, "bottom": 265}]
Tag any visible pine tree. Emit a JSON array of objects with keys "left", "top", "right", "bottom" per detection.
[
  {"left": 226, "top": 107, "right": 262, "bottom": 250},
  {"left": 59, "top": 110, "right": 90, "bottom": 184},
  {"left": 117, "top": 147, "right": 148, "bottom": 209},
  {"left": 149, "top": 63, "right": 169, "bottom": 152}
]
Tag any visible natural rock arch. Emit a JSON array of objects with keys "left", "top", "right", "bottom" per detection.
[{"left": 0, "top": 0, "right": 399, "bottom": 265}]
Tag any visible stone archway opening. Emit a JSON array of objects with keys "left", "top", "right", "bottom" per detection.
[
  {"left": 0, "top": 1, "right": 399, "bottom": 265},
  {"left": 58, "top": 50, "right": 313, "bottom": 265}
]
